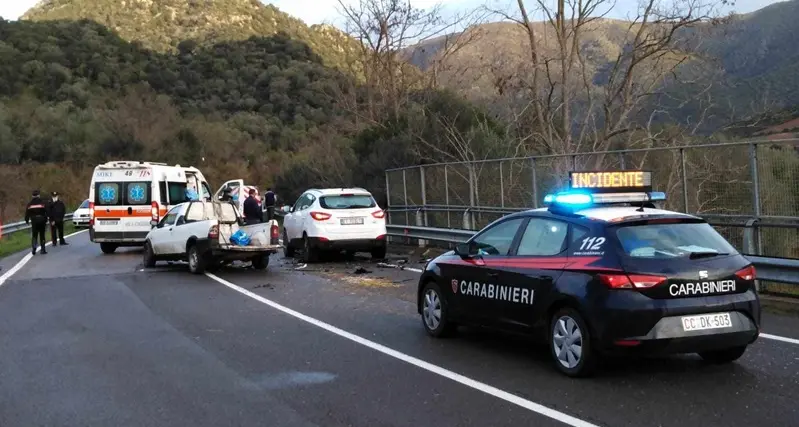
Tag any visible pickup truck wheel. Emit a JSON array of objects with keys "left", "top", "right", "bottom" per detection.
[
  {"left": 283, "top": 230, "right": 295, "bottom": 257},
  {"left": 188, "top": 245, "right": 207, "bottom": 274},
  {"left": 252, "top": 254, "right": 270, "bottom": 270},
  {"left": 143, "top": 241, "right": 156, "bottom": 268},
  {"left": 302, "top": 234, "right": 318, "bottom": 263}
]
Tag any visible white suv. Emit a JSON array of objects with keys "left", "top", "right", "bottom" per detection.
[{"left": 280, "top": 188, "right": 387, "bottom": 262}]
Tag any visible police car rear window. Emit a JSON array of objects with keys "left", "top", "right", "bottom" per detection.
[
  {"left": 320, "top": 195, "right": 376, "bottom": 209},
  {"left": 615, "top": 222, "right": 737, "bottom": 259}
]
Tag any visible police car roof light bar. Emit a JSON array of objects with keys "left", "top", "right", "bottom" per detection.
[{"left": 542, "top": 190, "right": 666, "bottom": 210}]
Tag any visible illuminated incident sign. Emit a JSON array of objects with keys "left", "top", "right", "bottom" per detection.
[{"left": 569, "top": 171, "right": 652, "bottom": 190}]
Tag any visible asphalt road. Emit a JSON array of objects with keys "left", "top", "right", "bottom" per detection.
[{"left": 0, "top": 233, "right": 798, "bottom": 427}]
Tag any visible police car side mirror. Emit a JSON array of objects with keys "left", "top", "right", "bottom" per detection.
[{"left": 455, "top": 242, "right": 476, "bottom": 258}]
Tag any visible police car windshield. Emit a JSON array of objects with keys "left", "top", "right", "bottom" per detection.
[
  {"left": 320, "top": 195, "right": 375, "bottom": 209},
  {"left": 616, "top": 222, "right": 737, "bottom": 259}
]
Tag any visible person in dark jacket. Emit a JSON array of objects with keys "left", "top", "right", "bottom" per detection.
[
  {"left": 47, "top": 191, "right": 69, "bottom": 246},
  {"left": 263, "top": 187, "right": 277, "bottom": 221},
  {"left": 25, "top": 190, "right": 48, "bottom": 255},
  {"left": 242, "top": 188, "right": 263, "bottom": 225}
]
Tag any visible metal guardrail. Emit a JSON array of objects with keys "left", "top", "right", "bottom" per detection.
[
  {"left": 1, "top": 212, "right": 76, "bottom": 237},
  {"left": 386, "top": 223, "right": 799, "bottom": 286}
]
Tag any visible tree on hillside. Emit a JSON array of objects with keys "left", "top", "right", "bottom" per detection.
[
  {"left": 336, "top": 0, "right": 481, "bottom": 122},
  {"left": 485, "top": 0, "right": 732, "bottom": 178}
]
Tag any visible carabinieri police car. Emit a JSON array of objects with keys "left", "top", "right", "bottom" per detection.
[{"left": 417, "top": 170, "right": 760, "bottom": 377}]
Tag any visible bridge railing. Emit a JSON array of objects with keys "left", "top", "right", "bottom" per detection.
[{"left": 0, "top": 212, "right": 76, "bottom": 237}]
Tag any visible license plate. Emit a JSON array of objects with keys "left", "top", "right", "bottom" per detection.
[
  {"left": 340, "top": 217, "right": 364, "bottom": 225},
  {"left": 681, "top": 313, "right": 732, "bottom": 332},
  {"left": 98, "top": 220, "right": 119, "bottom": 226}
]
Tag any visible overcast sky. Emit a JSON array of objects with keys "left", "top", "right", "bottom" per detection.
[{"left": 0, "top": 0, "right": 785, "bottom": 28}]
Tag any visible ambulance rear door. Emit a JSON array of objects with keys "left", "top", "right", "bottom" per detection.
[{"left": 92, "top": 166, "right": 155, "bottom": 244}]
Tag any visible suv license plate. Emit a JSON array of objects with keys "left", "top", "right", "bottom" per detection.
[
  {"left": 340, "top": 217, "right": 364, "bottom": 225},
  {"left": 681, "top": 313, "right": 732, "bottom": 331}
]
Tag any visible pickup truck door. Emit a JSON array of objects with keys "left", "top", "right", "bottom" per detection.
[
  {"left": 151, "top": 205, "right": 182, "bottom": 254},
  {"left": 215, "top": 179, "right": 244, "bottom": 200},
  {"left": 169, "top": 204, "right": 194, "bottom": 254}
]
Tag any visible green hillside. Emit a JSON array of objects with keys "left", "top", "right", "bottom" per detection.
[{"left": 20, "top": 0, "right": 361, "bottom": 71}]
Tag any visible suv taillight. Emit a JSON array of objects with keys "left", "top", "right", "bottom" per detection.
[
  {"left": 310, "top": 211, "right": 332, "bottom": 221},
  {"left": 89, "top": 201, "right": 95, "bottom": 226},
  {"left": 208, "top": 224, "right": 219, "bottom": 239},
  {"left": 598, "top": 273, "right": 667, "bottom": 289},
  {"left": 735, "top": 265, "right": 756, "bottom": 281},
  {"left": 371, "top": 210, "right": 385, "bottom": 219}
]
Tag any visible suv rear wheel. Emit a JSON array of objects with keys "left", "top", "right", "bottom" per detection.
[
  {"left": 549, "top": 307, "right": 597, "bottom": 377},
  {"left": 302, "top": 234, "right": 318, "bottom": 263},
  {"left": 283, "top": 230, "right": 294, "bottom": 258},
  {"left": 371, "top": 244, "right": 387, "bottom": 260}
]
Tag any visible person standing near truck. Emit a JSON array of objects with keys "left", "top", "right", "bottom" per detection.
[
  {"left": 263, "top": 187, "right": 277, "bottom": 221},
  {"left": 25, "top": 190, "right": 48, "bottom": 255},
  {"left": 242, "top": 188, "right": 263, "bottom": 225},
  {"left": 47, "top": 191, "right": 69, "bottom": 246}
]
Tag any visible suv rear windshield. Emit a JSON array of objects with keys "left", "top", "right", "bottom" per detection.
[
  {"left": 320, "top": 194, "right": 376, "bottom": 210},
  {"left": 615, "top": 222, "right": 737, "bottom": 259}
]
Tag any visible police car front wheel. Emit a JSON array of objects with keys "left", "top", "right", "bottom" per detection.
[
  {"left": 421, "top": 282, "right": 457, "bottom": 338},
  {"left": 549, "top": 307, "right": 597, "bottom": 377}
]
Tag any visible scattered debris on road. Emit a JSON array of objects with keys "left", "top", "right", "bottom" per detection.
[{"left": 353, "top": 267, "right": 371, "bottom": 275}]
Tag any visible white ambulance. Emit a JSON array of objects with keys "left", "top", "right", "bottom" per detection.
[{"left": 88, "top": 161, "right": 212, "bottom": 254}]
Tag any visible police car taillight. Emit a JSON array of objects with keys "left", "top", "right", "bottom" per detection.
[
  {"left": 598, "top": 273, "right": 667, "bottom": 289},
  {"left": 735, "top": 265, "right": 756, "bottom": 281}
]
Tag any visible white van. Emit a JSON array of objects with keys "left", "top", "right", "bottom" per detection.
[{"left": 88, "top": 161, "right": 212, "bottom": 253}]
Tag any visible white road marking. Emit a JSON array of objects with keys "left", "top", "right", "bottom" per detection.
[
  {"left": 0, "top": 229, "right": 88, "bottom": 287},
  {"left": 205, "top": 272, "right": 599, "bottom": 427},
  {"left": 761, "top": 333, "right": 799, "bottom": 345}
]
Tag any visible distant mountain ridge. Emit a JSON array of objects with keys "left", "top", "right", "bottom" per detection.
[
  {"left": 405, "top": 0, "right": 799, "bottom": 131},
  {"left": 21, "top": 0, "right": 361, "bottom": 71}
]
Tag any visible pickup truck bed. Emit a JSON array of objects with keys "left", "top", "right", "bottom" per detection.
[{"left": 144, "top": 200, "right": 282, "bottom": 274}]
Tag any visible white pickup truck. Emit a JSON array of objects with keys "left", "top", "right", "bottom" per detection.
[{"left": 142, "top": 200, "right": 281, "bottom": 274}]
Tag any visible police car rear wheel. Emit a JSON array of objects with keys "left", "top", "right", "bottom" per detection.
[
  {"left": 421, "top": 282, "right": 456, "bottom": 337},
  {"left": 549, "top": 307, "right": 596, "bottom": 377},
  {"left": 698, "top": 345, "right": 747, "bottom": 364}
]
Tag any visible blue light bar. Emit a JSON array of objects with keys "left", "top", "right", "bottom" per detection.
[{"left": 543, "top": 191, "right": 667, "bottom": 207}]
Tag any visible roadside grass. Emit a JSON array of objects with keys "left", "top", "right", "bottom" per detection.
[{"left": 0, "top": 222, "right": 79, "bottom": 258}]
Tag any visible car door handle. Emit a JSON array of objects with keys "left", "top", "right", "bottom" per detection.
[{"left": 487, "top": 272, "right": 499, "bottom": 278}]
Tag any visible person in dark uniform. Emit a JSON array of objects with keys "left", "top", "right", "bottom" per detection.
[
  {"left": 47, "top": 191, "right": 69, "bottom": 246},
  {"left": 263, "top": 187, "right": 277, "bottom": 221},
  {"left": 242, "top": 188, "right": 263, "bottom": 225},
  {"left": 25, "top": 190, "right": 48, "bottom": 255}
]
